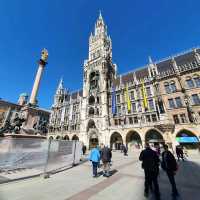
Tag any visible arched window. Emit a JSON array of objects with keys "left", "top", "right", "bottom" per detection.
[
  {"left": 164, "top": 82, "right": 170, "bottom": 94},
  {"left": 193, "top": 75, "right": 200, "bottom": 87},
  {"left": 97, "top": 96, "right": 100, "bottom": 104},
  {"left": 88, "top": 96, "right": 95, "bottom": 105},
  {"left": 170, "top": 81, "right": 177, "bottom": 93},
  {"left": 88, "top": 107, "right": 95, "bottom": 116},
  {"left": 186, "top": 77, "right": 195, "bottom": 88},
  {"left": 89, "top": 71, "right": 100, "bottom": 90},
  {"left": 96, "top": 108, "right": 99, "bottom": 115}
]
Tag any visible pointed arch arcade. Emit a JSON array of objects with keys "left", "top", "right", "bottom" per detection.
[
  {"left": 110, "top": 132, "right": 123, "bottom": 150},
  {"left": 145, "top": 129, "right": 164, "bottom": 145},
  {"left": 72, "top": 135, "right": 79, "bottom": 141},
  {"left": 126, "top": 130, "right": 142, "bottom": 149}
]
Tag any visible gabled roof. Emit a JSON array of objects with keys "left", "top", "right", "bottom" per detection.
[
  {"left": 115, "top": 47, "right": 200, "bottom": 84},
  {"left": 135, "top": 68, "right": 149, "bottom": 80}
]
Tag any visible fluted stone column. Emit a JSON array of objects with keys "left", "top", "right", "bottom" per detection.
[{"left": 29, "top": 49, "right": 48, "bottom": 105}]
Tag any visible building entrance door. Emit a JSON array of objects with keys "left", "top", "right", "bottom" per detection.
[{"left": 89, "top": 133, "right": 99, "bottom": 149}]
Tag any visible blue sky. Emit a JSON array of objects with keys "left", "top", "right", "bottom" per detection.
[{"left": 1, "top": 0, "right": 200, "bottom": 109}]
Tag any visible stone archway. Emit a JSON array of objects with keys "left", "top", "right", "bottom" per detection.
[
  {"left": 56, "top": 135, "right": 61, "bottom": 140},
  {"left": 176, "top": 129, "right": 199, "bottom": 149},
  {"left": 49, "top": 136, "right": 53, "bottom": 140},
  {"left": 145, "top": 129, "right": 164, "bottom": 146},
  {"left": 110, "top": 132, "right": 123, "bottom": 150},
  {"left": 72, "top": 135, "right": 79, "bottom": 141},
  {"left": 126, "top": 130, "right": 142, "bottom": 150},
  {"left": 89, "top": 131, "right": 99, "bottom": 149},
  {"left": 63, "top": 135, "right": 69, "bottom": 140}
]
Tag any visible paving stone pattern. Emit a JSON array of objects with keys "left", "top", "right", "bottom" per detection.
[{"left": 0, "top": 151, "right": 200, "bottom": 200}]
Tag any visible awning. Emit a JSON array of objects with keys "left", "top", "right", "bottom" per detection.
[{"left": 176, "top": 137, "right": 199, "bottom": 143}]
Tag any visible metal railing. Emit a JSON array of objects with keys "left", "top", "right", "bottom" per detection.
[{"left": 0, "top": 138, "right": 82, "bottom": 184}]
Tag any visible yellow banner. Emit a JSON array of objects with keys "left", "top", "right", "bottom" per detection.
[
  {"left": 125, "top": 84, "right": 131, "bottom": 112},
  {"left": 141, "top": 80, "right": 148, "bottom": 110}
]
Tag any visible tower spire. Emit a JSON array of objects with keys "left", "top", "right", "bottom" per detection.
[
  {"left": 99, "top": 10, "right": 103, "bottom": 20},
  {"left": 56, "top": 77, "right": 64, "bottom": 94},
  {"left": 148, "top": 56, "right": 153, "bottom": 64}
]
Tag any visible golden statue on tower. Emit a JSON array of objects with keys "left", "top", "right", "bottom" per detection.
[{"left": 41, "top": 48, "right": 48, "bottom": 62}]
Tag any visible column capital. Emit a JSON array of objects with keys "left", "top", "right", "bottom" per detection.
[{"left": 38, "top": 59, "right": 47, "bottom": 66}]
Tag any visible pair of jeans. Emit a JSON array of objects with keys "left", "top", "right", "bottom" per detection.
[
  {"left": 92, "top": 162, "right": 98, "bottom": 176},
  {"left": 144, "top": 169, "right": 160, "bottom": 197},
  {"left": 166, "top": 170, "right": 178, "bottom": 195}
]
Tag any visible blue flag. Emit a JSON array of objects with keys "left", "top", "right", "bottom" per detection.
[{"left": 112, "top": 86, "right": 116, "bottom": 114}]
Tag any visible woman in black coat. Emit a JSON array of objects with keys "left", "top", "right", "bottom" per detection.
[{"left": 161, "top": 145, "right": 178, "bottom": 197}]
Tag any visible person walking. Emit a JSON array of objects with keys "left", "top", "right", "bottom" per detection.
[
  {"left": 123, "top": 144, "right": 128, "bottom": 156},
  {"left": 101, "top": 145, "right": 112, "bottom": 177},
  {"left": 176, "top": 145, "right": 184, "bottom": 161},
  {"left": 82, "top": 145, "right": 86, "bottom": 155},
  {"left": 139, "top": 143, "right": 160, "bottom": 200},
  {"left": 161, "top": 144, "right": 179, "bottom": 197},
  {"left": 175, "top": 145, "right": 180, "bottom": 161},
  {"left": 89, "top": 145, "right": 100, "bottom": 178}
]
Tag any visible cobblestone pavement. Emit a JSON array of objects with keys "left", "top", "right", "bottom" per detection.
[{"left": 0, "top": 151, "right": 200, "bottom": 200}]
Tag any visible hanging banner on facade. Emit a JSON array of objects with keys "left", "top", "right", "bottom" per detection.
[
  {"left": 125, "top": 84, "right": 131, "bottom": 112},
  {"left": 141, "top": 80, "right": 148, "bottom": 110},
  {"left": 112, "top": 86, "right": 116, "bottom": 114}
]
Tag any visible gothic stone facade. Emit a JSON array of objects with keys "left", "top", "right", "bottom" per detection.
[{"left": 48, "top": 14, "right": 200, "bottom": 150}]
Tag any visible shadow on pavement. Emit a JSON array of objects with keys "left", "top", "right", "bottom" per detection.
[
  {"left": 141, "top": 160, "right": 200, "bottom": 200},
  {"left": 97, "top": 169, "right": 118, "bottom": 177}
]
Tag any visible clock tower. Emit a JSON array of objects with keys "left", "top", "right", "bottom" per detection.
[{"left": 80, "top": 12, "right": 117, "bottom": 147}]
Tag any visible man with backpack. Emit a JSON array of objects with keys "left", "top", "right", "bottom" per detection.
[
  {"left": 101, "top": 145, "right": 112, "bottom": 177},
  {"left": 139, "top": 143, "right": 160, "bottom": 200}
]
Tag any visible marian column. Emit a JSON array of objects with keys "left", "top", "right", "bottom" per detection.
[{"left": 29, "top": 49, "right": 48, "bottom": 105}]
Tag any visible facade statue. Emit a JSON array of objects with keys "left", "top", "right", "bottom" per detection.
[{"left": 0, "top": 116, "right": 25, "bottom": 135}]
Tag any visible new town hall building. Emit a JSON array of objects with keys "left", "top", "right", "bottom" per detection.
[{"left": 48, "top": 13, "right": 200, "bottom": 151}]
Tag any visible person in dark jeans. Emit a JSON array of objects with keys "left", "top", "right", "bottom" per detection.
[
  {"left": 139, "top": 143, "right": 160, "bottom": 200},
  {"left": 161, "top": 144, "right": 179, "bottom": 197},
  {"left": 89, "top": 146, "right": 100, "bottom": 177}
]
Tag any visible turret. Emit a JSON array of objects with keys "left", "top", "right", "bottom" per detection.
[
  {"left": 193, "top": 48, "right": 200, "bottom": 63},
  {"left": 148, "top": 56, "right": 158, "bottom": 77},
  {"left": 53, "top": 78, "right": 65, "bottom": 107},
  {"left": 88, "top": 12, "right": 112, "bottom": 62},
  {"left": 18, "top": 93, "right": 28, "bottom": 106}
]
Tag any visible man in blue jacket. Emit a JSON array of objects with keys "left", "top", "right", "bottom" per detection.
[{"left": 89, "top": 145, "right": 100, "bottom": 177}]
